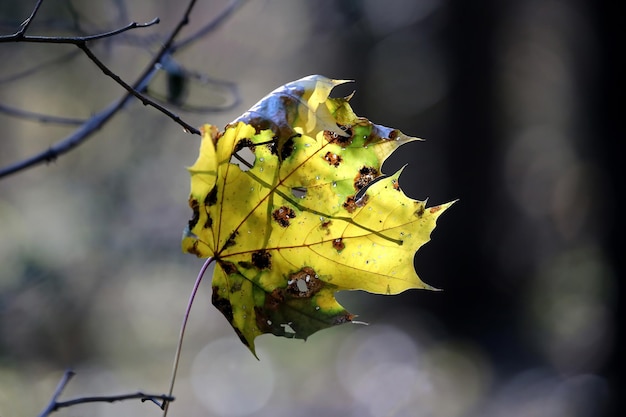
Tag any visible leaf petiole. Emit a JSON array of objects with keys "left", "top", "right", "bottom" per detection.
[{"left": 163, "top": 256, "right": 214, "bottom": 417}]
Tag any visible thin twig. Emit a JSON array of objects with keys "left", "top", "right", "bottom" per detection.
[
  {"left": 0, "top": 0, "right": 250, "bottom": 179},
  {"left": 37, "top": 369, "right": 75, "bottom": 417},
  {"left": 0, "top": 18, "right": 160, "bottom": 43},
  {"left": 15, "top": 0, "right": 45, "bottom": 38},
  {"left": 36, "top": 370, "right": 175, "bottom": 417},
  {"left": 76, "top": 42, "right": 200, "bottom": 134},
  {"left": 54, "top": 392, "right": 175, "bottom": 411},
  {"left": 0, "top": 95, "right": 143, "bottom": 178},
  {"left": 163, "top": 256, "right": 214, "bottom": 417}
]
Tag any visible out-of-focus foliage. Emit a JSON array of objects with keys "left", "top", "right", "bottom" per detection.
[{"left": 183, "top": 75, "right": 452, "bottom": 353}]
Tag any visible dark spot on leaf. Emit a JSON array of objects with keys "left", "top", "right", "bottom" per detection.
[
  {"left": 387, "top": 129, "right": 399, "bottom": 140},
  {"left": 267, "top": 139, "right": 278, "bottom": 155},
  {"left": 187, "top": 241, "right": 202, "bottom": 257},
  {"left": 252, "top": 250, "right": 271, "bottom": 270},
  {"left": 255, "top": 306, "right": 272, "bottom": 332},
  {"left": 205, "top": 185, "right": 218, "bottom": 207},
  {"left": 354, "top": 166, "right": 379, "bottom": 191},
  {"left": 265, "top": 288, "right": 285, "bottom": 311},
  {"left": 342, "top": 194, "right": 368, "bottom": 213},
  {"left": 286, "top": 267, "right": 322, "bottom": 298},
  {"left": 321, "top": 220, "right": 332, "bottom": 229},
  {"left": 229, "top": 281, "right": 242, "bottom": 293},
  {"left": 204, "top": 214, "right": 213, "bottom": 229},
  {"left": 220, "top": 261, "right": 237, "bottom": 276},
  {"left": 272, "top": 206, "right": 296, "bottom": 227},
  {"left": 343, "top": 196, "right": 357, "bottom": 213},
  {"left": 392, "top": 178, "right": 401, "bottom": 191},
  {"left": 430, "top": 205, "right": 442, "bottom": 214},
  {"left": 332, "top": 238, "right": 345, "bottom": 252},
  {"left": 324, "top": 151, "right": 342, "bottom": 167},
  {"left": 234, "top": 138, "right": 254, "bottom": 152},
  {"left": 324, "top": 127, "right": 353, "bottom": 146},
  {"left": 188, "top": 198, "right": 199, "bottom": 229},
  {"left": 415, "top": 205, "right": 425, "bottom": 217},
  {"left": 212, "top": 286, "right": 234, "bottom": 323},
  {"left": 223, "top": 231, "right": 238, "bottom": 249},
  {"left": 333, "top": 313, "right": 355, "bottom": 325},
  {"left": 280, "top": 135, "right": 297, "bottom": 161}
]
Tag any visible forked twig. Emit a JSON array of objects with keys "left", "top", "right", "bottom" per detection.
[
  {"left": 37, "top": 370, "right": 175, "bottom": 417},
  {"left": 0, "top": 0, "right": 245, "bottom": 179}
]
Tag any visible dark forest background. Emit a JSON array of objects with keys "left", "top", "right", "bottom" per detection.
[{"left": 1, "top": 1, "right": 622, "bottom": 416}]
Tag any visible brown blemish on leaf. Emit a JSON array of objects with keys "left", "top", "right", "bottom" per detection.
[
  {"left": 272, "top": 206, "right": 296, "bottom": 227},
  {"left": 342, "top": 194, "right": 369, "bottom": 213},
  {"left": 223, "top": 231, "right": 239, "bottom": 249},
  {"left": 255, "top": 306, "right": 272, "bottom": 332},
  {"left": 188, "top": 198, "right": 200, "bottom": 229},
  {"left": 430, "top": 206, "right": 442, "bottom": 214},
  {"left": 333, "top": 313, "right": 355, "bottom": 325},
  {"left": 387, "top": 129, "right": 399, "bottom": 140},
  {"left": 265, "top": 288, "right": 285, "bottom": 311},
  {"left": 234, "top": 138, "right": 255, "bottom": 152},
  {"left": 205, "top": 185, "right": 218, "bottom": 207},
  {"left": 187, "top": 241, "right": 202, "bottom": 257},
  {"left": 324, "top": 127, "right": 353, "bottom": 146},
  {"left": 343, "top": 196, "right": 357, "bottom": 213},
  {"left": 212, "top": 286, "right": 234, "bottom": 322},
  {"left": 354, "top": 166, "right": 379, "bottom": 191},
  {"left": 267, "top": 138, "right": 278, "bottom": 155},
  {"left": 323, "top": 151, "right": 343, "bottom": 167},
  {"left": 237, "top": 261, "right": 254, "bottom": 269},
  {"left": 332, "top": 238, "right": 345, "bottom": 252},
  {"left": 415, "top": 205, "right": 425, "bottom": 217},
  {"left": 229, "top": 281, "right": 242, "bottom": 294},
  {"left": 251, "top": 250, "right": 271, "bottom": 270},
  {"left": 333, "top": 313, "right": 356, "bottom": 325},
  {"left": 392, "top": 179, "right": 401, "bottom": 191},
  {"left": 220, "top": 261, "right": 237, "bottom": 276},
  {"left": 280, "top": 135, "right": 297, "bottom": 161},
  {"left": 286, "top": 267, "right": 322, "bottom": 298},
  {"left": 203, "top": 214, "right": 213, "bottom": 229}
]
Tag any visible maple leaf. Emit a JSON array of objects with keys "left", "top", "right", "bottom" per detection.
[{"left": 182, "top": 75, "right": 453, "bottom": 355}]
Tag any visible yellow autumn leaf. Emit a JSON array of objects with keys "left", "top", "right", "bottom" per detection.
[{"left": 183, "top": 75, "right": 454, "bottom": 354}]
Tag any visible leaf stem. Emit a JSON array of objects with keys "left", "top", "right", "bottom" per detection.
[{"left": 163, "top": 256, "right": 214, "bottom": 417}]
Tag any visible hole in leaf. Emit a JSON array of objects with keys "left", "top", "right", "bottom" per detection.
[
  {"left": 291, "top": 187, "right": 307, "bottom": 199},
  {"left": 230, "top": 146, "right": 255, "bottom": 171}
]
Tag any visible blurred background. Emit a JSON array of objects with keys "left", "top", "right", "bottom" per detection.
[{"left": 0, "top": 0, "right": 621, "bottom": 416}]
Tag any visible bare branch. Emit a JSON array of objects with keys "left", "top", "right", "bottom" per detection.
[
  {"left": 0, "top": 0, "right": 246, "bottom": 179},
  {"left": 37, "top": 369, "right": 75, "bottom": 417},
  {"left": 0, "top": 94, "right": 140, "bottom": 178},
  {"left": 0, "top": 17, "right": 160, "bottom": 43},
  {"left": 76, "top": 42, "right": 201, "bottom": 135},
  {"left": 15, "top": 0, "right": 45, "bottom": 38},
  {"left": 37, "top": 370, "right": 175, "bottom": 417}
]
